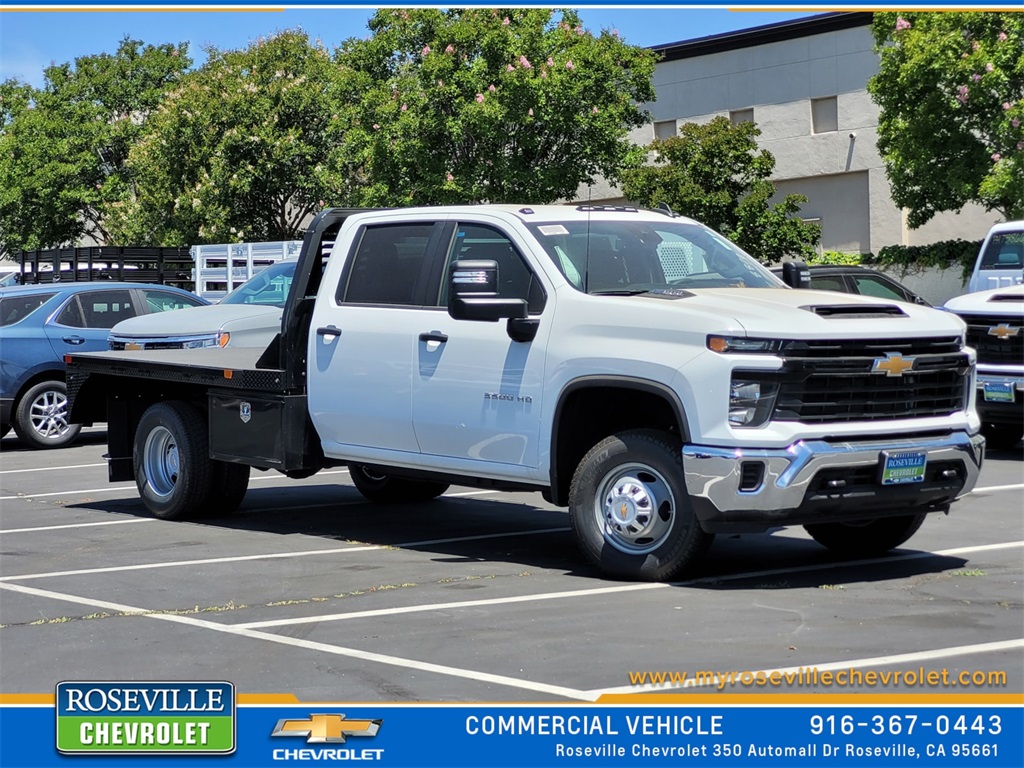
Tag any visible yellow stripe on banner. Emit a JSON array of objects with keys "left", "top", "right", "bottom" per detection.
[
  {"left": 0, "top": 694, "right": 54, "bottom": 705},
  {"left": 597, "top": 693, "right": 1024, "bottom": 705},
  {"left": 238, "top": 693, "right": 300, "bottom": 704}
]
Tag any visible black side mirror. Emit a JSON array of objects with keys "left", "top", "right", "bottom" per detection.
[
  {"left": 781, "top": 260, "right": 811, "bottom": 289},
  {"left": 448, "top": 260, "right": 527, "bottom": 322}
]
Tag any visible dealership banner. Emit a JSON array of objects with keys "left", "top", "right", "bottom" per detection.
[{"left": 2, "top": 688, "right": 1022, "bottom": 768}]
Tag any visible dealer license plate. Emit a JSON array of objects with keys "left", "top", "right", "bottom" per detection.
[
  {"left": 880, "top": 450, "right": 927, "bottom": 486},
  {"left": 982, "top": 382, "right": 1015, "bottom": 403}
]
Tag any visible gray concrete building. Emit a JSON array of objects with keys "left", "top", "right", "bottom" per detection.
[{"left": 581, "top": 12, "right": 999, "bottom": 255}]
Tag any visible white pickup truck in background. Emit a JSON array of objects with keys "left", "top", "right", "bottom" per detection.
[
  {"left": 944, "top": 285, "right": 1024, "bottom": 450},
  {"left": 67, "top": 205, "right": 985, "bottom": 581},
  {"left": 967, "top": 220, "right": 1024, "bottom": 294}
]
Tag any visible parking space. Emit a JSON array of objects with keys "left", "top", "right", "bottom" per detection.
[{"left": 2, "top": 431, "right": 1022, "bottom": 703}]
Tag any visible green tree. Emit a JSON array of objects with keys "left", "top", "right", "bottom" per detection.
[
  {"left": 868, "top": 12, "right": 1023, "bottom": 227},
  {"left": 621, "top": 117, "right": 820, "bottom": 263},
  {"left": 112, "top": 31, "right": 355, "bottom": 245},
  {"left": 336, "top": 7, "right": 656, "bottom": 206},
  {"left": 0, "top": 38, "right": 191, "bottom": 254}
]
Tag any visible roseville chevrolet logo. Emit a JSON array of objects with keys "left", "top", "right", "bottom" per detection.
[
  {"left": 271, "top": 714, "right": 382, "bottom": 744},
  {"left": 872, "top": 352, "right": 916, "bottom": 377}
]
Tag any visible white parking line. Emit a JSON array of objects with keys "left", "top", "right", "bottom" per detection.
[
  {"left": 0, "top": 468, "right": 355, "bottom": 501},
  {"left": 0, "top": 519, "right": 154, "bottom": 534},
  {"left": 972, "top": 482, "right": 1024, "bottom": 493},
  {"left": 0, "top": 463, "right": 106, "bottom": 474},
  {"left": 0, "top": 527, "right": 569, "bottom": 582},
  {"left": 230, "top": 541, "right": 1024, "bottom": 630}
]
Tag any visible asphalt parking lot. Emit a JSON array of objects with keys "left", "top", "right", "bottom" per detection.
[{"left": 1, "top": 429, "right": 1021, "bottom": 702}]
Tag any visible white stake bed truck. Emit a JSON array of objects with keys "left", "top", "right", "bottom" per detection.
[{"left": 66, "top": 205, "right": 985, "bottom": 581}]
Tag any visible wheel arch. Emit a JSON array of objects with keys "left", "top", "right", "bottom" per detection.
[{"left": 548, "top": 376, "right": 689, "bottom": 507}]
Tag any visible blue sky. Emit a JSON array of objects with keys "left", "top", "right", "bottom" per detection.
[{"left": 1, "top": 8, "right": 816, "bottom": 88}]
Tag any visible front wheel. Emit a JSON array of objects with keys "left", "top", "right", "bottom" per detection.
[
  {"left": 13, "top": 380, "right": 82, "bottom": 449},
  {"left": 349, "top": 465, "right": 449, "bottom": 503},
  {"left": 134, "top": 401, "right": 213, "bottom": 520},
  {"left": 569, "top": 429, "right": 713, "bottom": 581},
  {"left": 804, "top": 512, "right": 927, "bottom": 557}
]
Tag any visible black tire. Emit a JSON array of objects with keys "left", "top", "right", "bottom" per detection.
[
  {"left": 804, "top": 512, "right": 928, "bottom": 557},
  {"left": 203, "top": 461, "right": 250, "bottom": 517},
  {"left": 349, "top": 464, "right": 449, "bottom": 503},
  {"left": 133, "top": 401, "right": 213, "bottom": 520},
  {"left": 569, "top": 429, "right": 713, "bottom": 582},
  {"left": 981, "top": 422, "right": 1023, "bottom": 451},
  {"left": 12, "top": 380, "right": 82, "bottom": 449}
]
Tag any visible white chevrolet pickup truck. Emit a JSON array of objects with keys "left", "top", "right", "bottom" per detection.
[
  {"left": 67, "top": 205, "right": 985, "bottom": 581},
  {"left": 943, "top": 286, "right": 1024, "bottom": 450}
]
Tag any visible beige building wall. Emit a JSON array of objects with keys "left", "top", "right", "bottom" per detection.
[{"left": 577, "top": 15, "right": 1000, "bottom": 254}]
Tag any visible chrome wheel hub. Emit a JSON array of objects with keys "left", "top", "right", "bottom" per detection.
[{"left": 595, "top": 463, "right": 676, "bottom": 555}]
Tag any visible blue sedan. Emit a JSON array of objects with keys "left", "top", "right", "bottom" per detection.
[{"left": 1, "top": 282, "right": 208, "bottom": 449}]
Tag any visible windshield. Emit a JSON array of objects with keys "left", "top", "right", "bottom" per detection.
[
  {"left": 979, "top": 231, "right": 1024, "bottom": 270},
  {"left": 526, "top": 219, "right": 784, "bottom": 294},
  {"left": 221, "top": 260, "right": 296, "bottom": 307}
]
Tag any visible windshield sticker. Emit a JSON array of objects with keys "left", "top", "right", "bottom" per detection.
[{"left": 537, "top": 225, "right": 569, "bottom": 236}]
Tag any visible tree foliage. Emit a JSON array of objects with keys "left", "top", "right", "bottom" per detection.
[
  {"left": 336, "top": 7, "right": 657, "bottom": 206},
  {"left": 110, "top": 30, "right": 354, "bottom": 245},
  {"left": 868, "top": 12, "right": 1023, "bottom": 227},
  {"left": 621, "top": 117, "right": 821, "bottom": 263},
  {"left": 0, "top": 38, "right": 190, "bottom": 254}
]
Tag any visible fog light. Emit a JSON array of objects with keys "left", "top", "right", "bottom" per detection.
[{"left": 729, "top": 379, "right": 779, "bottom": 427}]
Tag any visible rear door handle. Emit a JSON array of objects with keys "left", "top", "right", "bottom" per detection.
[
  {"left": 419, "top": 332, "right": 448, "bottom": 343},
  {"left": 62, "top": 336, "right": 85, "bottom": 345},
  {"left": 316, "top": 326, "right": 341, "bottom": 338}
]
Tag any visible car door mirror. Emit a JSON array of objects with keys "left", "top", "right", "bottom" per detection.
[{"left": 448, "top": 260, "right": 527, "bottom": 322}]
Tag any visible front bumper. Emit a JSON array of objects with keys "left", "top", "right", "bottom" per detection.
[{"left": 683, "top": 431, "right": 985, "bottom": 533}]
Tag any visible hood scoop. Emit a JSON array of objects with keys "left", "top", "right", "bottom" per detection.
[
  {"left": 801, "top": 303, "right": 908, "bottom": 318},
  {"left": 988, "top": 292, "right": 1024, "bottom": 303}
]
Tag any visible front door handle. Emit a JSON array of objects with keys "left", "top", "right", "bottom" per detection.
[
  {"left": 316, "top": 326, "right": 341, "bottom": 338},
  {"left": 418, "top": 331, "right": 448, "bottom": 343}
]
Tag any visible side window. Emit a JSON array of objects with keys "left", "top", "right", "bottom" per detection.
[
  {"left": 141, "top": 289, "right": 205, "bottom": 313},
  {"left": 441, "top": 224, "right": 546, "bottom": 314},
  {"left": 851, "top": 274, "right": 907, "bottom": 302},
  {"left": 809, "top": 276, "right": 847, "bottom": 293},
  {"left": 59, "top": 290, "right": 137, "bottom": 329},
  {"left": 341, "top": 224, "right": 433, "bottom": 305},
  {"left": 55, "top": 296, "right": 86, "bottom": 328}
]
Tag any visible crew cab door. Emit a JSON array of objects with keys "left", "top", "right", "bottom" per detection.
[
  {"left": 411, "top": 222, "right": 550, "bottom": 473},
  {"left": 307, "top": 221, "right": 445, "bottom": 460}
]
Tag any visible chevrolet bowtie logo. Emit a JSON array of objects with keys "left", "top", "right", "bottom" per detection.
[
  {"left": 271, "top": 714, "right": 382, "bottom": 744},
  {"left": 619, "top": 503, "right": 629, "bottom": 520},
  {"left": 872, "top": 352, "right": 916, "bottom": 377},
  {"left": 988, "top": 323, "right": 1020, "bottom": 340}
]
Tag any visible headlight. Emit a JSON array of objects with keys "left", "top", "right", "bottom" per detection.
[
  {"left": 708, "top": 335, "right": 783, "bottom": 354},
  {"left": 729, "top": 378, "right": 780, "bottom": 427},
  {"left": 181, "top": 332, "right": 230, "bottom": 349}
]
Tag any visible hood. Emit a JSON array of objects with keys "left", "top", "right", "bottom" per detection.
[
  {"left": 110, "top": 303, "right": 281, "bottom": 338},
  {"left": 634, "top": 287, "right": 967, "bottom": 338},
  {"left": 943, "top": 286, "right": 1024, "bottom": 314}
]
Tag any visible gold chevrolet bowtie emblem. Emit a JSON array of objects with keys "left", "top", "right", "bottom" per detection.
[
  {"left": 988, "top": 323, "right": 1020, "bottom": 340},
  {"left": 619, "top": 503, "right": 629, "bottom": 520},
  {"left": 271, "top": 714, "right": 382, "bottom": 743},
  {"left": 872, "top": 352, "right": 915, "bottom": 377}
]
